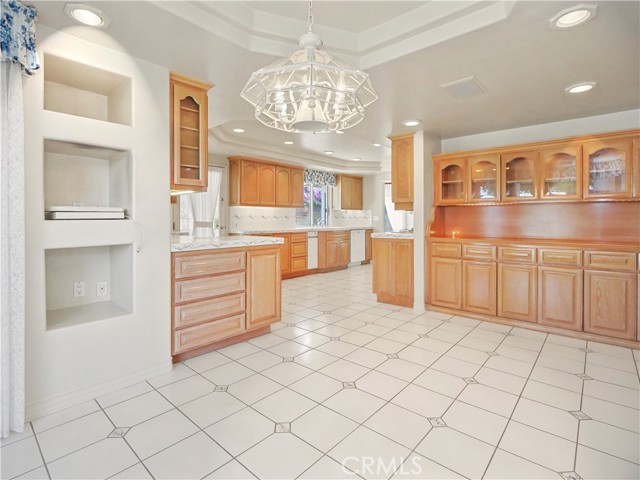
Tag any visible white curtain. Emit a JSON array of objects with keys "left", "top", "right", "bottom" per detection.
[
  {"left": 0, "top": 61, "right": 26, "bottom": 437},
  {"left": 183, "top": 167, "right": 223, "bottom": 230}
]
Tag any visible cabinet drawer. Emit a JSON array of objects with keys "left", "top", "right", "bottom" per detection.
[
  {"left": 174, "top": 292, "right": 245, "bottom": 330},
  {"left": 326, "top": 231, "right": 349, "bottom": 241},
  {"left": 498, "top": 246, "right": 536, "bottom": 264},
  {"left": 539, "top": 248, "right": 582, "bottom": 267},
  {"left": 431, "top": 243, "right": 461, "bottom": 258},
  {"left": 291, "top": 256, "right": 307, "bottom": 272},
  {"left": 175, "top": 271, "right": 245, "bottom": 303},
  {"left": 462, "top": 244, "right": 496, "bottom": 261},
  {"left": 291, "top": 242, "right": 307, "bottom": 257},
  {"left": 584, "top": 251, "right": 637, "bottom": 271},
  {"left": 173, "top": 314, "right": 245, "bottom": 354},
  {"left": 291, "top": 233, "right": 307, "bottom": 243},
  {"left": 174, "top": 252, "right": 245, "bottom": 279}
]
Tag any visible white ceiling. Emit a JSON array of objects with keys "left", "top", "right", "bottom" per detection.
[{"left": 31, "top": 1, "right": 640, "bottom": 173}]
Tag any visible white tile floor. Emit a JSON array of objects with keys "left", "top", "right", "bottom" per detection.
[{"left": 3, "top": 264, "right": 640, "bottom": 480}]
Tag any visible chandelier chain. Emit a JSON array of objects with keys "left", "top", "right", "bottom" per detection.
[{"left": 307, "top": 0, "right": 314, "bottom": 33}]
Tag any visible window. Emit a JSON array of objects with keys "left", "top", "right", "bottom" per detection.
[
  {"left": 179, "top": 166, "right": 223, "bottom": 232},
  {"left": 384, "top": 182, "right": 413, "bottom": 232},
  {"left": 296, "top": 183, "right": 330, "bottom": 227}
]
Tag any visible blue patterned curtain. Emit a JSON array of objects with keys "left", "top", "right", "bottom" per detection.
[
  {"left": 1, "top": 0, "right": 39, "bottom": 75},
  {"left": 304, "top": 169, "right": 337, "bottom": 187}
]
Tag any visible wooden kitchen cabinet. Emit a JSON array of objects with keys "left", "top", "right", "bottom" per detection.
[
  {"left": 436, "top": 159, "right": 466, "bottom": 204},
  {"left": 170, "top": 73, "right": 213, "bottom": 193},
  {"left": 276, "top": 167, "right": 291, "bottom": 206},
  {"left": 583, "top": 137, "right": 633, "bottom": 199},
  {"left": 584, "top": 270, "right": 637, "bottom": 340},
  {"left": 462, "top": 261, "right": 496, "bottom": 315},
  {"left": 430, "top": 257, "right": 462, "bottom": 309},
  {"left": 467, "top": 154, "right": 500, "bottom": 203},
  {"left": 259, "top": 163, "right": 276, "bottom": 206},
  {"left": 390, "top": 133, "right": 414, "bottom": 210},
  {"left": 239, "top": 159, "right": 259, "bottom": 205},
  {"left": 373, "top": 238, "right": 414, "bottom": 307},
  {"left": 272, "top": 233, "right": 290, "bottom": 274},
  {"left": 246, "top": 248, "right": 281, "bottom": 330},
  {"left": 538, "top": 266, "right": 583, "bottom": 331},
  {"left": 337, "top": 174, "right": 363, "bottom": 210},
  {"left": 498, "top": 263, "right": 537, "bottom": 323},
  {"left": 290, "top": 168, "right": 304, "bottom": 207},
  {"left": 318, "top": 231, "right": 350, "bottom": 271},
  {"left": 289, "top": 233, "right": 307, "bottom": 275},
  {"left": 633, "top": 137, "right": 639, "bottom": 197},
  {"left": 364, "top": 229, "right": 373, "bottom": 262},
  {"left": 540, "top": 144, "right": 582, "bottom": 200},
  {"left": 501, "top": 150, "right": 538, "bottom": 201}
]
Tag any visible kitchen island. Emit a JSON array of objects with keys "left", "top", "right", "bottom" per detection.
[
  {"left": 171, "top": 235, "right": 283, "bottom": 361},
  {"left": 372, "top": 232, "right": 414, "bottom": 307}
]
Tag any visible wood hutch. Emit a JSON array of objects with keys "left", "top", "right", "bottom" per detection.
[{"left": 427, "top": 129, "right": 640, "bottom": 348}]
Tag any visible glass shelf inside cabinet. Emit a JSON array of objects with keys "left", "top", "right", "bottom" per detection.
[
  {"left": 441, "top": 164, "right": 464, "bottom": 201},
  {"left": 470, "top": 161, "right": 497, "bottom": 200},
  {"left": 588, "top": 147, "right": 626, "bottom": 195},
  {"left": 543, "top": 152, "right": 577, "bottom": 198},
  {"left": 504, "top": 157, "right": 535, "bottom": 199}
]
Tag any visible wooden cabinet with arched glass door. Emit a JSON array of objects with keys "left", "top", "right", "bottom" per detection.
[
  {"left": 436, "top": 159, "right": 466, "bottom": 204},
  {"left": 540, "top": 144, "right": 582, "bottom": 200},
  {"left": 467, "top": 154, "right": 500, "bottom": 203},
  {"left": 583, "top": 138, "right": 633, "bottom": 199},
  {"left": 501, "top": 151, "right": 538, "bottom": 201}
]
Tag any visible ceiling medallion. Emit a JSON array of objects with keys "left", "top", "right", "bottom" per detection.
[{"left": 240, "top": 1, "right": 377, "bottom": 134}]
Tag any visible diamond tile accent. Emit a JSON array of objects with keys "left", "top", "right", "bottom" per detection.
[
  {"left": 387, "top": 353, "right": 398, "bottom": 359},
  {"left": 275, "top": 422, "right": 291, "bottom": 433},
  {"left": 560, "top": 472, "right": 584, "bottom": 480},
  {"left": 570, "top": 411, "right": 592, "bottom": 420},
  {"left": 342, "top": 382, "right": 356, "bottom": 389},
  {"left": 579, "top": 348, "right": 594, "bottom": 353},
  {"left": 464, "top": 377, "right": 479, "bottom": 384},
  {"left": 107, "top": 427, "right": 129, "bottom": 438},
  {"left": 428, "top": 417, "right": 447, "bottom": 427},
  {"left": 576, "top": 374, "right": 593, "bottom": 380},
  {"left": 487, "top": 351, "right": 499, "bottom": 356},
  {"left": 330, "top": 337, "right": 340, "bottom": 341},
  {"left": 214, "top": 385, "right": 228, "bottom": 392},
  {"left": 283, "top": 357, "right": 294, "bottom": 362}
]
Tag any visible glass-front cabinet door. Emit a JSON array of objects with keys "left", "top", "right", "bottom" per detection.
[
  {"left": 437, "top": 159, "right": 466, "bottom": 204},
  {"left": 501, "top": 151, "right": 538, "bottom": 201},
  {"left": 540, "top": 145, "right": 582, "bottom": 200},
  {"left": 467, "top": 154, "right": 500, "bottom": 203},
  {"left": 583, "top": 138, "right": 633, "bottom": 199}
]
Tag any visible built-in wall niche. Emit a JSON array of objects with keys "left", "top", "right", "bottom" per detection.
[
  {"left": 44, "top": 54, "right": 132, "bottom": 126},
  {"left": 44, "top": 140, "right": 131, "bottom": 218},
  {"left": 45, "top": 244, "right": 133, "bottom": 330}
]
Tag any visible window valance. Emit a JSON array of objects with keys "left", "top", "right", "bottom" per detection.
[
  {"left": 304, "top": 169, "right": 336, "bottom": 187},
  {"left": 1, "top": 0, "right": 40, "bottom": 75}
]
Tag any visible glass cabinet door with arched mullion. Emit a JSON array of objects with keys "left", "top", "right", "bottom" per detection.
[
  {"left": 468, "top": 154, "right": 500, "bottom": 203},
  {"left": 583, "top": 139, "right": 633, "bottom": 198},
  {"left": 438, "top": 160, "right": 466, "bottom": 204},
  {"left": 501, "top": 151, "right": 538, "bottom": 201},
  {"left": 541, "top": 145, "right": 581, "bottom": 200},
  {"left": 178, "top": 95, "right": 203, "bottom": 182}
]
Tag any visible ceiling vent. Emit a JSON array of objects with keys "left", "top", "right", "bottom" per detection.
[{"left": 440, "top": 76, "right": 485, "bottom": 99}]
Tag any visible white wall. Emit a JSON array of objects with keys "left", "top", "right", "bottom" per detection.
[
  {"left": 441, "top": 109, "right": 640, "bottom": 152},
  {"left": 363, "top": 173, "right": 390, "bottom": 233},
  {"left": 24, "top": 26, "right": 172, "bottom": 420}
]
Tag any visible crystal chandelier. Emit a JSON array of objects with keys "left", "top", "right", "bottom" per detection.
[{"left": 240, "top": 1, "right": 378, "bottom": 133}]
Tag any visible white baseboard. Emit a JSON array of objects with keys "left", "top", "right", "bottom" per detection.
[{"left": 25, "top": 359, "right": 173, "bottom": 422}]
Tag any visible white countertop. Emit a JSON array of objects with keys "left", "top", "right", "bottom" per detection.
[
  {"left": 171, "top": 235, "right": 284, "bottom": 252},
  {"left": 371, "top": 232, "right": 414, "bottom": 239},
  {"left": 230, "top": 226, "right": 373, "bottom": 234}
]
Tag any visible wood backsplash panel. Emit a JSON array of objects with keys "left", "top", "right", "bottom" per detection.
[{"left": 437, "top": 202, "right": 640, "bottom": 243}]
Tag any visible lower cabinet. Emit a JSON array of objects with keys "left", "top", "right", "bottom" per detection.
[
  {"left": 374, "top": 238, "right": 414, "bottom": 307},
  {"left": 272, "top": 233, "right": 290, "bottom": 275},
  {"left": 538, "top": 266, "right": 583, "bottom": 331},
  {"left": 319, "top": 231, "right": 350, "bottom": 270},
  {"left": 584, "top": 270, "right": 637, "bottom": 340},
  {"left": 246, "top": 248, "right": 281, "bottom": 330},
  {"left": 498, "top": 263, "right": 537, "bottom": 323},
  {"left": 462, "top": 261, "right": 496, "bottom": 315},
  {"left": 430, "top": 257, "right": 462, "bottom": 310}
]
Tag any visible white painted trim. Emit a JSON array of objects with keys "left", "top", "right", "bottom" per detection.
[{"left": 25, "top": 360, "right": 173, "bottom": 422}]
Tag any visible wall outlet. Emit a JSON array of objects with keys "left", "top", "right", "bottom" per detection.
[
  {"left": 96, "top": 281, "right": 108, "bottom": 297},
  {"left": 73, "top": 281, "right": 85, "bottom": 298}
]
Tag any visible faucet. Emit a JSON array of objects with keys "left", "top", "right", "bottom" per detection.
[{"left": 316, "top": 217, "right": 326, "bottom": 226}]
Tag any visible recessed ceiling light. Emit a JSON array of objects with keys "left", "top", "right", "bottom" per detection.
[
  {"left": 232, "top": 128, "right": 245, "bottom": 133},
  {"left": 352, "top": 157, "right": 362, "bottom": 162},
  {"left": 371, "top": 143, "right": 381, "bottom": 147},
  {"left": 323, "top": 150, "right": 334, "bottom": 155},
  {"left": 336, "top": 130, "right": 345, "bottom": 135},
  {"left": 64, "top": 3, "right": 109, "bottom": 27},
  {"left": 283, "top": 141, "right": 294, "bottom": 145},
  {"left": 550, "top": 4, "right": 597, "bottom": 29},
  {"left": 565, "top": 82, "right": 596, "bottom": 94},
  {"left": 402, "top": 120, "right": 422, "bottom": 127}
]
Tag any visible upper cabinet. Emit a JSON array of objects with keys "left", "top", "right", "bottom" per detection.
[
  {"left": 434, "top": 130, "right": 640, "bottom": 205},
  {"left": 170, "top": 73, "right": 214, "bottom": 193},
  {"left": 390, "top": 134, "right": 414, "bottom": 210},
  {"left": 583, "top": 138, "right": 633, "bottom": 199},
  {"left": 501, "top": 150, "right": 538, "bottom": 201},
  {"left": 229, "top": 156, "right": 304, "bottom": 207},
  {"left": 468, "top": 154, "right": 500, "bottom": 203},
  {"left": 437, "top": 159, "right": 466, "bottom": 204},
  {"left": 337, "top": 174, "right": 364, "bottom": 210}
]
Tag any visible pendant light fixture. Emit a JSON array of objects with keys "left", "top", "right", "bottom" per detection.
[{"left": 240, "top": 1, "right": 377, "bottom": 133}]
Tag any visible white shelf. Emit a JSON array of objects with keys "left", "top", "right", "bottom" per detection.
[{"left": 47, "top": 301, "right": 129, "bottom": 330}]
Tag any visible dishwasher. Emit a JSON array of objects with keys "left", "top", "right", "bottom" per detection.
[{"left": 307, "top": 231, "right": 318, "bottom": 269}]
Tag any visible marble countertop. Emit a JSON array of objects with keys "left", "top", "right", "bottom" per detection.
[
  {"left": 171, "top": 235, "right": 284, "bottom": 252},
  {"left": 371, "top": 232, "right": 414, "bottom": 239},
  {"left": 230, "top": 226, "right": 373, "bottom": 234}
]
